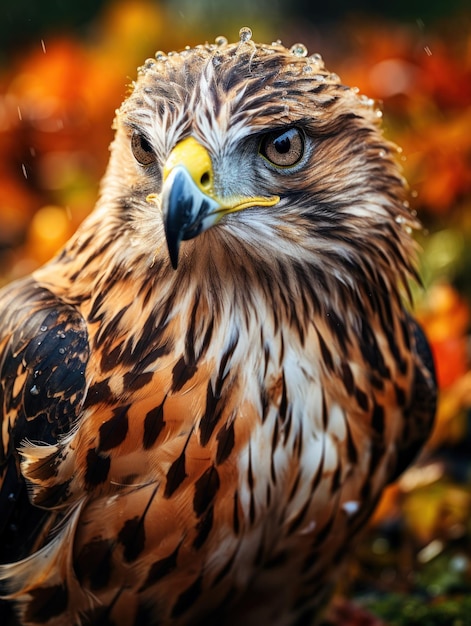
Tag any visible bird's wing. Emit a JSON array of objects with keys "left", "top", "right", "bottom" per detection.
[
  {"left": 390, "top": 313, "right": 437, "bottom": 483},
  {"left": 0, "top": 276, "right": 89, "bottom": 564}
]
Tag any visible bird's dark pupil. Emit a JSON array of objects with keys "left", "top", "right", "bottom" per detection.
[
  {"left": 140, "top": 136, "right": 152, "bottom": 152},
  {"left": 274, "top": 134, "right": 291, "bottom": 154}
]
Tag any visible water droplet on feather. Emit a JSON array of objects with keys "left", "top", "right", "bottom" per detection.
[
  {"left": 290, "top": 43, "right": 308, "bottom": 57},
  {"left": 239, "top": 27, "right": 252, "bottom": 43}
]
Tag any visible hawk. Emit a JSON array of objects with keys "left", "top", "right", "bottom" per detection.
[{"left": 0, "top": 30, "right": 436, "bottom": 626}]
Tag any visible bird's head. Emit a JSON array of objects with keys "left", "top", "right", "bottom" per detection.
[{"left": 99, "top": 29, "right": 418, "bottom": 306}]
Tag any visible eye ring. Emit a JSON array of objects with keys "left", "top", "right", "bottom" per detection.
[
  {"left": 259, "top": 127, "right": 305, "bottom": 168},
  {"left": 131, "top": 131, "right": 155, "bottom": 166}
]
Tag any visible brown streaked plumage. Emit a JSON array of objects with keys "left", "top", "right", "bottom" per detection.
[{"left": 0, "top": 30, "right": 436, "bottom": 626}]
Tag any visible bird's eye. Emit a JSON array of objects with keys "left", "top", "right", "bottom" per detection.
[
  {"left": 259, "top": 127, "right": 305, "bottom": 168},
  {"left": 131, "top": 131, "right": 155, "bottom": 166}
]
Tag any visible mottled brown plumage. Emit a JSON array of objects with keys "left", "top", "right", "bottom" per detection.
[{"left": 0, "top": 31, "right": 435, "bottom": 626}]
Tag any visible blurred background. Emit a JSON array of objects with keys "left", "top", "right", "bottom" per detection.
[{"left": 0, "top": 0, "right": 470, "bottom": 623}]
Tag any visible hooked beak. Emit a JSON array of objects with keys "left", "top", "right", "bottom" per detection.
[{"left": 149, "top": 137, "right": 279, "bottom": 269}]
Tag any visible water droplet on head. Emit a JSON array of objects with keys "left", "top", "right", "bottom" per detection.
[
  {"left": 239, "top": 27, "right": 252, "bottom": 43},
  {"left": 308, "top": 52, "right": 323, "bottom": 65},
  {"left": 58, "top": 347, "right": 65, "bottom": 355},
  {"left": 30, "top": 385, "right": 40, "bottom": 396},
  {"left": 290, "top": 42, "right": 308, "bottom": 57},
  {"left": 302, "top": 64, "right": 313, "bottom": 74},
  {"left": 378, "top": 149, "right": 386, "bottom": 158},
  {"left": 215, "top": 35, "right": 228, "bottom": 46},
  {"left": 329, "top": 73, "right": 340, "bottom": 82},
  {"left": 40, "top": 325, "right": 48, "bottom": 332},
  {"left": 144, "top": 58, "right": 157, "bottom": 70},
  {"left": 155, "top": 51, "right": 167, "bottom": 62}
]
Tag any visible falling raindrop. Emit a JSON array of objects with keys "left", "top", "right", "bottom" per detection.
[
  {"left": 30, "top": 385, "right": 40, "bottom": 396},
  {"left": 290, "top": 43, "right": 308, "bottom": 57},
  {"left": 342, "top": 501, "right": 360, "bottom": 516},
  {"left": 17, "top": 106, "right": 22, "bottom": 121},
  {"left": 215, "top": 35, "right": 228, "bottom": 46},
  {"left": 40, "top": 39, "right": 46, "bottom": 54},
  {"left": 239, "top": 27, "right": 252, "bottom": 43},
  {"left": 21, "top": 164, "right": 27, "bottom": 179}
]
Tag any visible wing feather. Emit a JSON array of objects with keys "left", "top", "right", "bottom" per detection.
[{"left": 0, "top": 277, "right": 89, "bottom": 564}]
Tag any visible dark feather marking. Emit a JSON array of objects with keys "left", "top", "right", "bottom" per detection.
[
  {"left": 84, "top": 448, "right": 110, "bottom": 486},
  {"left": 345, "top": 422, "right": 358, "bottom": 464},
  {"left": 75, "top": 538, "right": 114, "bottom": 590},
  {"left": 94, "top": 306, "right": 129, "bottom": 347},
  {"left": 248, "top": 446, "right": 256, "bottom": 525},
  {"left": 287, "top": 499, "right": 311, "bottom": 535},
  {"left": 171, "top": 356, "right": 197, "bottom": 392},
  {"left": 331, "top": 462, "right": 342, "bottom": 493},
  {"left": 171, "top": 575, "right": 203, "bottom": 618},
  {"left": 233, "top": 490, "right": 240, "bottom": 534},
  {"left": 371, "top": 402, "right": 385, "bottom": 435},
  {"left": 354, "top": 386, "right": 369, "bottom": 412},
  {"left": 83, "top": 379, "right": 112, "bottom": 408},
  {"left": 215, "top": 419, "right": 235, "bottom": 465},
  {"left": 141, "top": 543, "right": 180, "bottom": 589},
  {"left": 271, "top": 418, "right": 279, "bottom": 484},
  {"left": 193, "top": 466, "right": 220, "bottom": 517},
  {"left": 98, "top": 405, "right": 129, "bottom": 452},
  {"left": 164, "top": 429, "right": 193, "bottom": 498},
  {"left": 143, "top": 401, "right": 166, "bottom": 449},
  {"left": 326, "top": 309, "right": 349, "bottom": 352},
  {"left": 394, "top": 383, "right": 407, "bottom": 407},
  {"left": 287, "top": 470, "right": 301, "bottom": 503},
  {"left": 122, "top": 370, "right": 153, "bottom": 392},
  {"left": 279, "top": 371, "right": 288, "bottom": 423},
  {"left": 341, "top": 362, "right": 354, "bottom": 395},
  {"left": 25, "top": 584, "right": 68, "bottom": 623},
  {"left": 199, "top": 334, "right": 239, "bottom": 446},
  {"left": 118, "top": 485, "right": 159, "bottom": 562},
  {"left": 193, "top": 506, "right": 214, "bottom": 549},
  {"left": 33, "top": 478, "right": 71, "bottom": 509},
  {"left": 317, "top": 332, "right": 334, "bottom": 372}
]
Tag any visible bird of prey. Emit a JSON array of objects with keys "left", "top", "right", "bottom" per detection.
[{"left": 0, "top": 30, "right": 436, "bottom": 626}]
